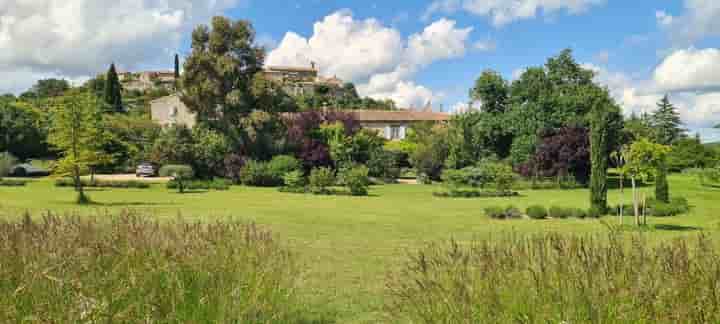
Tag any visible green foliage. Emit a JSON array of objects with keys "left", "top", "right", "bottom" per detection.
[
  {"left": 166, "top": 178, "right": 230, "bottom": 191},
  {"left": 445, "top": 111, "right": 487, "bottom": 169},
  {"left": 0, "top": 179, "right": 26, "bottom": 186},
  {"left": 268, "top": 155, "right": 302, "bottom": 177},
  {"left": 191, "top": 127, "right": 229, "bottom": 177},
  {"left": 151, "top": 125, "right": 195, "bottom": 165},
  {"left": 341, "top": 165, "right": 370, "bottom": 196},
  {"left": 647, "top": 197, "right": 690, "bottom": 217},
  {"left": 433, "top": 189, "right": 519, "bottom": 198},
  {"left": 409, "top": 124, "right": 449, "bottom": 180},
  {"left": 103, "top": 63, "right": 123, "bottom": 112},
  {"left": 0, "top": 100, "right": 49, "bottom": 160},
  {"left": 250, "top": 73, "right": 298, "bottom": 113},
  {"left": 55, "top": 178, "right": 151, "bottom": 189},
  {"left": 526, "top": 205, "right": 548, "bottom": 219},
  {"left": 367, "top": 149, "right": 401, "bottom": 182},
  {"left": 48, "top": 91, "right": 113, "bottom": 203},
  {"left": 387, "top": 232, "right": 720, "bottom": 323},
  {"left": 548, "top": 206, "right": 572, "bottom": 219},
  {"left": 308, "top": 167, "right": 335, "bottom": 194},
  {"left": 0, "top": 152, "right": 17, "bottom": 177},
  {"left": 158, "top": 164, "right": 194, "bottom": 179},
  {"left": 667, "top": 136, "right": 716, "bottom": 172},
  {"left": 239, "top": 160, "right": 279, "bottom": 187},
  {"left": 651, "top": 95, "right": 685, "bottom": 145},
  {"left": 589, "top": 87, "right": 616, "bottom": 213},
  {"left": 484, "top": 205, "right": 522, "bottom": 219},
  {"left": 656, "top": 159, "right": 670, "bottom": 203},
  {"left": 282, "top": 170, "right": 306, "bottom": 189},
  {"left": 101, "top": 114, "right": 161, "bottom": 172},
  {"left": 0, "top": 212, "right": 305, "bottom": 323},
  {"left": 180, "top": 16, "right": 264, "bottom": 127},
  {"left": 21, "top": 78, "right": 70, "bottom": 99},
  {"left": 442, "top": 160, "right": 517, "bottom": 193}
]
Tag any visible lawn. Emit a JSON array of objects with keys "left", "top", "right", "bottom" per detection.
[{"left": 2, "top": 174, "right": 720, "bottom": 323}]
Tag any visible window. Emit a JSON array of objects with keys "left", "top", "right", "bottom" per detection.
[{"left": 390, "top": 126, "right": 401, "bottom": 140}]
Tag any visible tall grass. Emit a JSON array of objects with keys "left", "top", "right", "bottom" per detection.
[
  {"left": 387, "top": 231, "right": 720, "bottom": 323},
  {"left": 0, "top": 211, "right": 318, "bottom": 323}
]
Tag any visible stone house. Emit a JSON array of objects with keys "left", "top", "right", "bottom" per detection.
[
  {"left": 119, "top": 71, "right": 176, "bottom": 92},
  {"left": 150, "top": 94, "right": 449, "bottom": 141}
]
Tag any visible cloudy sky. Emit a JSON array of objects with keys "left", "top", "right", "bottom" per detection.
[{"left": 2, "top": 0, "right": 720, "bottom": 141}]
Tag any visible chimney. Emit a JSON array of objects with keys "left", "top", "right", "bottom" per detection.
[{"left": 311, "top": 61, "right": 316, "bottom": 70}]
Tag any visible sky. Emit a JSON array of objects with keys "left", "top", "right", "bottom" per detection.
[{"left": 2, "top": 0, "right": 720, "bottom": 141}]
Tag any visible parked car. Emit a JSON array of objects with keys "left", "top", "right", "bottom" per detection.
[
  {"left": 10, "top": 164, "right": 50, "bottom": 177},
  {"left": 135, "top": 162, "right": 158, "bottom": 177}
]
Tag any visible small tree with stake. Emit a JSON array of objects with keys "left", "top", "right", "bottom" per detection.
[
  {"left": 617, "top": 138, "right": 671, "bottom": 226},
  {"left": 48, "top": 92, "right": 110, "bottom": 204}
]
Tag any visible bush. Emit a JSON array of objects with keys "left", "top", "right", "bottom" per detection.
[
  {"left": 0, "top": 212, "right": 306, "bottom": 323},
  {"left": 54, "top": 178, "right": 150, "bottom": 189},
  {"left": 434, "top": 189, "right": 519, "bottom": 198},
  {"left": 526, "top": 205, "right": 548, "bottom": 219},
  {"left": 548, "top": 206, "right": 572, "bottom": 219},
  {"left": 223, "top": 153, "right": 246, "bottom": 184},
  {"left": 342, "top": 165, "right": 370, "bottom": 196},
  {"left": 570, "top": 208, "right": 588, "bottom": 219},
  {"left": 587, "top": 206, "right": 604, "bottom": 218},
  {"left": 239, "top": 160, "right": 280, "bottom": 187},
  {"left": 282, "top": 170, "right": 306, "bottom": 189},
  {"left": 484, "top": 205, "right": 522, "bottom": 219},
  {"left": 648, "top": 196, "right": 690, "bottom": 217},
  {"left": 166, "top": 179, "right": 230, "bottom": 191},
  {"left": 308, "top": 167, "right": 335, "bottom": 194},
  {"left": 367, "top": 149, "right": 401, "bottom": 182},
  {"left": 268, "top": 155, "right": 301, "bottom": 178},
  {"left": 0, "top": 178, "right": 26, "bottom": 186},
  {"left": 387, "top": 232, "right": 720, "bottom": 323},
  {"left": 158, "top": 164, "right": 195, "bottom": 179},
  {"left": 416, "top": 173, "right": 432, "bottom": 185},
  {"left": 0, "top": 152, "right": 17, "bottom": 177}
]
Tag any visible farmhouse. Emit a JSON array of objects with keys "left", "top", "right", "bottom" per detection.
[{"left": 150, "top": 94, "right": 449, "bottom": 140}]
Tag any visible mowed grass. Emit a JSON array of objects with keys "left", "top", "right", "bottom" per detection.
[{"left": 2, "top": 174, "right": 720, "bottom": 323}]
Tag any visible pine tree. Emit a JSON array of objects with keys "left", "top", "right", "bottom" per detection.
[
  {"left": 652, "top": 95, "right": 684, "bottom": 145},
  {"left": 103, "top": 63, "right": 123, "bottom": 113}
]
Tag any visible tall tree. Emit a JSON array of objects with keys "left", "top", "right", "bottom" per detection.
[
  {"left": 470, "top": 70, "right": 508, "bottom": 114},
  {"left": 589, "top": 88, "right": 617, "bottom": 213},
  {"left": 20, "top": 79, "right": 70, "bottom": 99},
  {"left": 48, "top": 91, "right": 111, "bottom": 204},
  {"left": 651, "top": 95, "right": 684, "bottom": 145},
  {"left": 104, "top": 63, "right": 123, "bottom": 113},
  {"left": 180, "top": 16, "right": 264, "bottom": 130},
  {"left": 174, "top": 54, "right": 180, "bottom": 79},
  {"left": 0, "top": 100, "right": 49, "bottom": 159}
]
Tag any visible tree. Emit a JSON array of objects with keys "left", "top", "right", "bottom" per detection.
[
  {"left": 48, "top": 92, "right": 111, "bottom": 204},
  {"left": 445, "top": 111, "right": 487, "bottom": 169},
  {"left": 104, "top": 63, "right": 123, "bottom": 112},
  {"left": 250, "top": 73, "right": 298, "bottom": 113},
  {"left": 524, "top": 127, "right": 590, "bottom": 184},
  {"left": 174, "top": 54, "right": 180, "bottom": 79},
  {"left": 589, "top": 88, "right": 618, "bottom": 213},
  {"left": 470, "top": 70, "right": 509, "bottom": 114},
  {"left": 651, "top": 95, "right": 684, "bottom": 145},
  {"left": 21, "top": 79, "right": 70, "bottom": 99},
  {"left": 667, "top": 136, "right": 715, "bottom": 171},
  {"left": 0, "top": 100, "right": 49, "bottom": 160},
  {"left": 180, "top": 16, "right": 264, "bottom": 129},
  {"left": 617, "top": 138, "right": 671, "bottom": 225}
]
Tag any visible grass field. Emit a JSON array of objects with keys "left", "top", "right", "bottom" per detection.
[{"left": 2, "top": 174, "right": 720, "bottom": 323}]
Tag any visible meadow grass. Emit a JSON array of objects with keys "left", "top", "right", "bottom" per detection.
[{"left": 2, "top": 174, "right": 720, "bottom": 322}]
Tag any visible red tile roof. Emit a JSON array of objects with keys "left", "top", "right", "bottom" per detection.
[{"left": 350, "top": 110, "right": 450, "bottom": 122}]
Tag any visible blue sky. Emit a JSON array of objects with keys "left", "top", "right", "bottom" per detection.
[{"left": 2, "top": 0, "right": 720, "bottom": 140}]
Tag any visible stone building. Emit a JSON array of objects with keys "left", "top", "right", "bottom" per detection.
[{"left": 119, "top": 71, "right": 176, "bottom": 92}]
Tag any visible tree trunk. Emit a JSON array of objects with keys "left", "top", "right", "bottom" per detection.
[{"left": 632, "top": 177, "right": 639, "bottom": 226}]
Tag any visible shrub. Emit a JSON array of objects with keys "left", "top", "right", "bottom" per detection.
[
  {"left": 648, "top": 196, "right": 690, "bottom": 217},
  {"left": 0, "top": 211, "right": 306, "bottom": 323},
  {"left": 0, "top": 179, "right": 26, "bottom": 186},
  {"left": 239, "top": 160, "right": 280, "bottom": 187},
  {"left": 526, "top": 205, "right": 548, "bottom": 219},
  {"left": 282, "top": 170, "right": 306, "bottom": 188},
  {"left": 416, "top": 173, "right": 432, "bottom": 185},
  {"left": 548, "top": 206, "right": 572, "bottom": 219},
  {"left": 308, "top": 167, "right": 335, "bottom": 194},
  {"left": 434, "top": 189, "right": 519, "bottom": 198},
  {"left": 0, "top": 152, "right": 17, "bottom": 177},
  {"left": 54, "top": 178, "right": 150, "bottom": 189},
  {"left": 158, "top": 164, "right": 195, "bottom": 179},
  {"left": 570, "top": 208, "right": 588, "bottom": 219},
  {"left": 223, "top": 153, "right": 246, "bottom": 184},
  {"left": 342, "top": 165, "right": 370, "bottom": 196},
  {"left": 166, "top": 179, "right": 230, "bottom": 191},
  {"left": 587, "top": 206, "right": 604, "bottom": 218},
  {"left": 484, "top": 205, "right": 522, "bottom": 219},
  {"left": 367, "top": 149, "right": 401, "bottom": 182},
  {"left": 268, "top": 155, "right": 301, "bottom": 178},
  {"left": 387, "top": 232, "right": 720, "bottom": 323}
]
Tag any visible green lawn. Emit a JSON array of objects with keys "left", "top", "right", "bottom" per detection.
[{"left": 2, "top": 174, "right": 720, "bottom": 323}]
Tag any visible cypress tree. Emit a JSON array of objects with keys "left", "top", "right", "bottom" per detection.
[
  {"left": 589, "top": 93, "right": 610, "bottom": 213},
  {"left": 655, "top": 158, "right": 669, "bottom": 203},
  {"left": 174, "top": 54, "right": 180, "bottom": 79},
  {"left": 104, "top": 63, "right": 123, "bottom": 112}
]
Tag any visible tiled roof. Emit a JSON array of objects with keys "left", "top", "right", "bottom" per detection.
[
  {"left": 350, "top": 110, "right": 450, "bottom": 122},
  {"left": 265, "top": 66, "right": 318, "bottom": 73}
]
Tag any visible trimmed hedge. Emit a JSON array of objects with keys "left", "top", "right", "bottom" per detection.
[
  {"left": 484, "top": 206, "right": 523, "bottom": 219},
  {"left": 434, "top": 189, "right": 520, "bottom": 198},
  {"left": 166, "top": 179, "right": 230, "bottom": 191},
  {"left": 0, "top": 178, "right": 27, "bottom": 187},
  {"left": 55, "top": 178, "right": 150, "bottom": 189},
  {"left": 526, "top": 205, "right": 548, "bottom": 219}
]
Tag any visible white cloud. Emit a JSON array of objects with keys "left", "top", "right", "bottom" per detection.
[
  {"left": 423, "top": 0, "right": 605, "bottom": 27},
  {"left": 653, "top": 48, "right": 720, "bottom": 93},
  {"left": 267, "top": 11, "right": 473, "bottom": 108},
  {"left": 473, "top": 39, "right": 497, "bottom": 52},
  {"left": 658, "top": 0, "right": 720, "bottom": 46},
  {"left": 0, "top": 0, "right": 241, "bottom": 94}
]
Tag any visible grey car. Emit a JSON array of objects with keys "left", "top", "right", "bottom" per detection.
[
  {"left": 11, "top": 164, "right": 50, "bottom": 177},
  {"left": 136, "top": 163, "right": 158, "bottom": 177}
]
